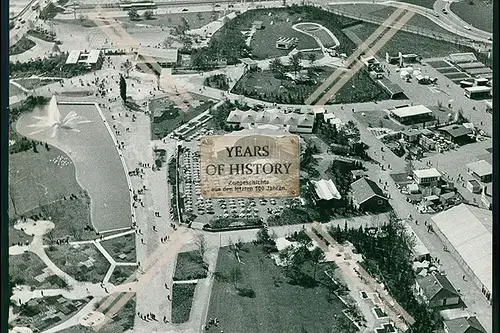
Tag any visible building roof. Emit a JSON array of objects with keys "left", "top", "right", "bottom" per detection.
[
  {"left": 65, "top": 50, "right": 81, "bottom": 64},
  {"left": 391, "top": 105, "right": 433, "bottom": 118},
  {"left": 138, "top": 47, "right": 178, "bottom": 63},
  {"left": 438, "top": 124, "right": 473, "bottom": 138},
  {"left": 444, "top": 317, "right": 487, "bottom": 333},
  {"left": 312, "top": 179, "right": 341, "bottom": 201},
  {"left": 431, "top": 204, "right": 492, "bottom": 292},
  {"left": 448, "top": 52, "right": 477, "bottom": 63},
  {"left": 466, "top": 160, "right": 492, "bottom": 177},
  {"left": 413, "top": 168, "right": 441, "bottom": 179},
  {"left": 404, "top": 225, "right": 429, "bottom": 257},
  {"left": 456, "top": 62, "right": 486, "bottom": 70},
  {"left": 464, "top": 86, "right": 491, "bottom": 93},
  {"left": 226, "top": 109, "right": 315, "bottom": 128},
  {"left": 351, "top": 177, "right": 386, "bottom": 205},
  {"left": 87, "top": 50, "right": 101, "bottom": 64},
  {"left": 416, "top": 274, "right": 460, "bottom": 302},
  {"left": 402, "top": 128, "right": 421, "bottom": 136},
  {"left": 378, "top": 78, "right": 404, "bottom": 95}
]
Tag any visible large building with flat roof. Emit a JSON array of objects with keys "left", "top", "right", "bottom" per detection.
[
  {"left": 390, "top": 105, "right": 434, "bottom": 125},
  {"left": 413, "top": 168, "right": 441, "bottom": 185},
  {"left": 65, "top": 50, "right": 104, "bottom": 69},
  {"left": 135, "top": 47, "right": 178, "bottom": 67},
  {"left": 226, "top": 109, "right": 315, "bottom": 133},
  {"left": 466, "top": 160, "right": 492, "bottom": 183},
  {"left": 431, "top": 204, "right": 492, "bottom": 301}
]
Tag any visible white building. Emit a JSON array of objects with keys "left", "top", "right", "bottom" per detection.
[
  {"left": 413, "top": 168, "right": 441, "bottom": 185},
  {"left": 226, "top": 109, "right": 315, "bottom": 133},
  {"left": 312, "top": 179, "right": 341, "bottom": 201}
]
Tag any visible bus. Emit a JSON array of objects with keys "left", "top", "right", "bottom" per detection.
[{"left": 119, "top": 1, "right": 156, "bottom": 10}]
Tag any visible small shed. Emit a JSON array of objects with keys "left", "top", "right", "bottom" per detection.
[{"left": 466, "top": 179, "right": 482, "bottom": 193}]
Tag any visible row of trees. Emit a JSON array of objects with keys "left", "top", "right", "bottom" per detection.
[
  {"left": 127, "top": 8, "right": 154, "bottom": 21},
  {"left": 269, "top": 52, "right": 317, "bottom": 79}
]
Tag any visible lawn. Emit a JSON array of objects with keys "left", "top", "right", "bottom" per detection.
[
  {"left": 173, "top": 251, "right": 208, "bottom": 281},
  {"left": 347, "top": 22, "right": 466, "bottom": 58},
  {"left": 250, "top": 20, "right": 319, "bottom": 59},
  {"left": 9, "top": 225, "right": 33, "bottom": 246},
  {"left": 8, "top": 145, "right": 84, "bottom": 217},
  {"left": 398, "top": 0, "right": 436, "bottom": 9},
  {"left": 46, "top": 243, "right": 110, "bottom": 284},
  {"left": 451, "top": 0, "right": 493, "bottom": 33},
  {"left": 150, "top": 94, "right": 215, "bottom": 139},
  {"left": 207, "top": 244, "right": 351, "bottom": 333},
  {"left": 10, "top": 37, "right": 36, "bottom": 55},
  {"left": 100, "top": 233, "right": 136, "bottom": 263},
  {"left": 10, "top": 296, "right": 93, "bottom": 333},
  {"left": 9, "top": 83, "right": 24, "bottom": 97},
  {"left": 172, "top": 283, "right": 197, "bottom": 323},
  {"left": 109, "top": 266, "right": 136, "bottom": 286},
  {"left": 353, "top": 110, "right": 405, "bottom": 131},
  {"left": 121, "top": 11, "right": 231, "bottom": 30},
  {"left": 9, "top": 252, "right": 69, "bottom": 288},
  {"left": 307, "top": 28, "right": 337, "bottom": 48},
  {"left": 15, "top": 78, "right": 62, "bottom": 90},
  {"left": 56, "top": 296, "right": 136, "bottom": 333}
]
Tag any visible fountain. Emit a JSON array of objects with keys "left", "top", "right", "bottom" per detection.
[{"left": 27, "top": 95, "right": 91, "bottom": 137}]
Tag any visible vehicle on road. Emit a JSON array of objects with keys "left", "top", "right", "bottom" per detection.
[
  {"left": 434, "top": 12, "right": 439, "bottom": 17},
  {"left": 182, "top": 8, "right": 189, "bottom": 12},
  {"left": 442, "top": 8, "right": 448, "bottom": 14},
  {"left": 463, "top": 25, "right": 471, "bottom": 30}
]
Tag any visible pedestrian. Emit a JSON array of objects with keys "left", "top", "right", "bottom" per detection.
[
  {"left": 141, "top": 238, "right": 144, "bottom": 244},
  {"left": 165, "top": 283, "right": 169, "bottom": 289},
  {"left": 463, "top": 275, "right": 466, "bottom": 281}
]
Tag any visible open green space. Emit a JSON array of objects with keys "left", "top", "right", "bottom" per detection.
[
  {"left": 100, "top": 233, "right": 136, "bottom": 263},
  {"left": 46, "top": 243, "right": 110, "bottom": 284},
  {"left": 10, "top": 37, "right": 36, "bottom": 55},
  {"left": 149, "top": 94, "right": 215, "bottom": 139},
  {"left": 9, "top": 83, "right": 24, "bottom": 97},
  {"left": 172, "top": 283, "right": 197, "bottom": 323},
  {"left": 121, "top": 11, "right": 231, "bottom": 30},
  {"left": 9, "top": 252, "right": 68, "bottom": 289},
  {"left": 451, "top": 0, "right": 493, "bottom": 33},
  {"left": 15, "top": 78, "right": 62, "bottom": 90},
  {"left": 57, "top": 296, "right": 135, "bottom": 333},
  {"left": 398, "top": 0, "right": 436, "bottom": 8},
  {"left": 109, "top": 266, "right": 136, "bottom": 286},
  {"left": 174, "top": 251, "right": 208, "bottom": 281},
  {"left": 9, "top": 145, "right": 84, "bottom": 215},
  {"left": 11, "top": 296, "right": 92, "bottom": 332},
  {"left": 9, "top": 226, "right": 34, "bottom": 246},
  {"left": 207, "top": 244, "right": 353, "bottom": 333},
  {"left": 353, "top": 110, "right": 405, "bottom": 131},
  {"left": 346, "top": 22, "right": 469, "bottom": 58}
]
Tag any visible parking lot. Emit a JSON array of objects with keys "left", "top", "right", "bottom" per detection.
[{"left": 178, "top": 146, "right": 301, "bottom": 226}]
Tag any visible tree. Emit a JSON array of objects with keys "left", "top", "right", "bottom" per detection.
[
  {"left": 405, "top": 158, "right": 414, "bottom": 175},
  {"left": 194, "top": 233, "right": 207, "bottom": 262},
  {"left": 269, "top": 58, "right": 285, "bottom": 78},
  {"left": 143, "top": 10, "right": 153, "bottom": 20},
  {"left": 307, "top": 52, "right": 317, "bottom": 66},
  {"left": 175, "top": 17, "right": 190, "bottom": 35},
  {"left": 197, "top": 12, "right": 203, "bottom": 21},
  {"left": 121, "top": 59, "right": 133, "bottom": 78},
  {"left": 310, "top": 247, "right": 325, "bottom": 279},
  {"left": 229, "top": 265, "right": 242, "bottom": 288},
  {"left": 128, "top": 8, "right": 139, "bottom": 21},
  {"left": 162, "top": 36, "right": 175, "bottom": 49},
  {"left": 289, "top": 53, "right": 302, "bottom": 76},
  {"left": 32, "top": 141, "right": 38, "bottom": 153},
  {"left": 119, "top": 75, "right": 127, "bottom": 101}
]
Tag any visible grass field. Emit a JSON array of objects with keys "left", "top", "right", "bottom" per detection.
[
  {"left": 207, "top": 244, "right": 351, "bottom": 333},
  {"left": 174, "top": 251, "right": 208, "bottom": 281},
  {"left": 172, "top": 283, "right": 197, "bottom": 323},
  {"left": 46, "top": 243, "right": 110, "bottom": 283},
  {"left": 346, "top": 22, "right": 465, "bottom": 58},
  {"left": 9, "top": 83, "right": 24, "bottom": 97},
  {"left": 121, "top": 11, "right": 231, "bottom": 30},
  {"left": 353, "top": 110, "right": 405, "bottom": 131},
  {"left": 9, "top": 252, "right": 68, "bottom": 288},
  {"left": 10, "top": 37, "right": 36, "bottom": 55},
  {"left": 307, "top": 28, "right": 337, "bottom": 48},
  {"left": 250, "top": 21, "right": 319, "bottom": 59},
  {"left": 15, "top": 78, "right": 61, "bottom": 90},
  {"left": 150, "top": 94, "right": 215, "bottom": 139},
  {"left": 109, "top": 265, "right": 136, "bottom": 286},
  {"left": 451, "top": 0, "right": 493, "bottom": 33},
  {"left": 100, "top": 233, "right": 136, "bottom": 263},
  {"left": 9, "top": 145, "right": 83, "bottom": 217}
]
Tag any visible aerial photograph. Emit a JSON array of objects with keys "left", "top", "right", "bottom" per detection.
[{"left": 7, "top": 0, "right": 493, "bottom": 332}]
